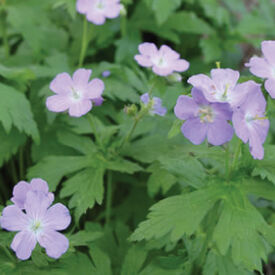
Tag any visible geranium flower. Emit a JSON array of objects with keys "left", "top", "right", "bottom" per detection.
[
  {"left": 174, "top": 88, "right": 233, "bottom": 145},
  {"left": 76, "top": 0, "right": 121, "bottom": 25},
  {"left": 188, "top": 68, "right": 254, "bottom": 108},
  {"left": 46, "top": 69, "right": 104, "bottom": 117},
  {"left": 135, "top": 43, "right": 189, "bottom": 76},
  {"left": 232, "top": 82, "right": 269, "bottom": 159},
  {"left": 246, "top": 40, "right": 275, "bottom": 98},
  {"left": 11, "top": 178, "right": 54, "bottom": 209},
  {"left": 0, "top": 191, "right": 71, "bottom": 260},
  {"left": 140, "top": 93, "right": 167, "bottom": 116}
]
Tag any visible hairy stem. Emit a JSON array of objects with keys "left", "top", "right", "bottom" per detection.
[
  {"left": 228, "top": 139, "right": 242, "bottom": 179},
  {"left": 105, "top": 171, "right": 112, "bottom": 226},
  {"left": 78, "top": 16, "right": 88, "bottom": 67}
]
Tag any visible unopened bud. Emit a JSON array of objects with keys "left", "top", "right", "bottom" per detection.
[
  {"left": 120, "top": 4, "right": 127, "bottom": 16},
  {"left": 124, "top": 104, "right": 137, "bottom": 116},
  {"left": 167, "top": 73, "right": 182, "bottom": 83}
]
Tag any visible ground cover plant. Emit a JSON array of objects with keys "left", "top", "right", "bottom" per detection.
[{"left": 0, "top": 0, "right": 275, "bottom": 274}]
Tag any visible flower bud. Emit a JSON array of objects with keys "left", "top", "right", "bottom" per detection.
[
  {"left": 120, "top": 4, "right": 127, "bottom": 16},
  {"left": 167, "top": 73, "right": 182, "bottom": 83},
  {"left": 124, "top": 104, "right": 138, "bottom": 116}
]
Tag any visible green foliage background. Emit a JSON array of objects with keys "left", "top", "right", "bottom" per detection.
[{"left": 0, "top": 0, "right": 275, "bottom": 274}]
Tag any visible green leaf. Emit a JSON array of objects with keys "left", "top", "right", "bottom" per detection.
[
  {"left": 168, "top": 119, "right": 182, "bottom": 139},
  {"left": 147, "top": 162, "right": 177, "bottom": 197},
  {"left": 89, "top": 245, "right": 112, "bottom": 275},
  {"left": 103, "top": 158, "right": 143, "bottom": 174},
  {"left": 212, "top": 186, "right": 273, "bottom": 272},
  {"left": 69, "top": 231, "right": 103, "bottom": 247},
  {"left": 252, "top": 145, "right": 275, "bottom": 185},
  {"left": 158, "top": 155, "right": 206, "bottom": 188},
  {"left": 121, "top": 245, "right": 148, "bottom": 275},
  {"left": 199, "top": 35, "right": 222, "bottom": 63},
  {"left": 240, "top": 178, "right": 275, "bottom": 201},
  {"left": 0, "top": 126, "right": 26, "bottom": 167},
  {"left": 27, "top": 156, "right": 93, "bottom": 191},
  {"left": 0, "top": 83, "right": 39, "bottom": 142},
  {"left": 130, "top": 185, "right": 221, "bottom": 242},
  {"left": 166, "top": 11, "right": 214, "bottom": 35},
  {"left": 147, "top": 0, "right": 181, "bottom": 25},
  {"left": 203, "top": 250, "right": 252, "bottom": 275},
  {"left": 60, "top": 167, "right": 105, "bottom": 220}
]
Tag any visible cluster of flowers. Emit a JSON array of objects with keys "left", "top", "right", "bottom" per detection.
[{"left": 0, "top": 179, "right": 71, "bottom": 260}]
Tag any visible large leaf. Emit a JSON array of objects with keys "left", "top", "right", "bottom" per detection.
[
  {"left": 60, "top": 167, "right": 105, "bottom": 221},
  {"left": 0, "top": 83, "right": 39, "bottom": 142}
]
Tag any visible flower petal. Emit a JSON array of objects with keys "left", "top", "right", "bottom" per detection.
[
  {"left": 264, "top": 78, "right": 275, "bottom": 98},
  {"left": 232, "top": 110, "right": 249, "bottom": 143},
  {"left": 104, "top": 3, "right": 121, "bottom": 18},
  {"left": 152, "top": 65, "right": 173, "bottom": 76},
  {"left": 11, "top": 181, "right": 30, "bottom": 209},
  {"left": 230, "top": 80, "right": 258, "bottom": 108},
  {"left": 72, "top": 69, "right": 92, "bottom": 89},
  {"left": 86, "top": 11, "right": 106, "bottom": 25},
  {"left": 49, "top": 73, "right": 73, "bottom": 95},
  {"left": 25, "top": 191, "right": 52, "bottom": 220},
  {"left": 86, "top": 78, "right": 104, "bottom": 99},
  {"left": 0, "top": 205, "right": 28, "bottom": 231},
  {"left": 207, "top": 119, "right": 233, "bottom": 146},
  {"left": 211, "top": 102, "right": 232, "bottom": 120},
  {"left": 246, "top": 56, "right": 272, "bottom": 78},
  {"left": 173, "top": 59, "right": 189, "bottom": 72},
  {"left": 211, "top": 68, "right": 239, "bottom": 92},
  {"left": 188, "top": 74, "right": 216, "bottom": 102},
  {"left": 181, "top": 118, "right": 207, "bottom": 145},
  {"left": 76, "top": 0, "right": 89, "bottom": 14},
  {"left": 44, "top": 203, "right": 71, "bottom": 231},
  {"left": 262, "top": 40, "right": 275, "bottom": 66},
  {"left": 134, "top": 55, "right": 153, "bottom": 67},
  {"left": 174, "top": 95, "right": 198, "bottom": 120},
  {"left": 138, "top": 42, "right": 158, "bottom": 57},
  {"left": 68, "top": 99, "right": 92, "bottom": 117},
  {"left": 11, "top": 231, "right": 37, "bottom": 261},
  {"left": 38, "top": 230, "right": 69, "bottom": 259},
  {"left": 159, "top": 45, "right": 179, "bottom": 60},
  {"left": 46, "top": 95, "right": 71, "bottom": 113}
]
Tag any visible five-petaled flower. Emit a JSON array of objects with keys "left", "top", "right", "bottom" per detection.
[
  {"left": 135, "top": 43, "right": 189, "bottom": 76},
  {"left": 232, "top": 82, "right": 269, "bottom": 160},
  {"left": 187, "top": 68, "right": 255, "bottom": 108},
  {"left": 174, "top": 89, "right": 233, "bottom": 146},
  {"left": 140, "top": 93, "right": 167, "bottom": 116},
  {"left": 76, "top": 0, "right": 121, "bottom": 25},
  {"left": 0, "top": 181, "right": 71, "bottom": 261},
  {"left": 46, "top": 69, "right": 104, "bottom": 117},
  {"left": 246, "top": 40, "right": 275, "bottom": 98}
]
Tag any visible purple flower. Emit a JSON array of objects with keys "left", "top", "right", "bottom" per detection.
[
  {"left": 135, "top": 43, "right": 189, "bottom": 76},
  {"left": 246, "top": 40, "right": 275, "bottom": 98},
  {"left": 102, "top": 70, "right": 111, "bottom": 78},
  {"left": 232, "top": 82, "right": 269, "bottom": 160},
  {"left": 0, "top": 191, "right": 71, "bottom": 260},
  {"left": 174, "top": 89, "right": 233, "bottom": 146},
  {"left": 76, "top": 0, "right": 121, "bottom": 25},
  {"left": 11, "top": 178, "right": 54, "bottom": 210},
  {"left": 140, "top": 93, "right": 167, "bottom": 116},
  {"left": 46, "top": 69, "right": 104, "bottom": 117},
  {"left": 188, "top": 68, "right": 254, "bottom": 108}
]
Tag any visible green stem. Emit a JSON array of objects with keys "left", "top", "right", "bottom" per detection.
[
  {"left": 87, "top": 113, "right": 101, "bottom": 146},
  {"left": 78, "top": 16, "right": 88, "bottom": 67},
  {"left": 228, "top": 139, "right": 242, "bottom": 179},
  {"left": 225, "top": 145, "right": 230, "bottom": 180},
  {"left": 10, "top": 159, "right": 18, "bottom": 184},
  {"left": 0, "top": 7, "right": 9, "bottom": 58},
  {"left": 120, "top": 16, "right": 127, "bottom": 37},
  {"left": 105, "top": 171, "right": 112, "bottom": 226},
  {"left": 119, "top": 117, "right": 139, "bottom": 150},
  {"left": 19, "top": 148, "right": 24, "bottom": 180}
]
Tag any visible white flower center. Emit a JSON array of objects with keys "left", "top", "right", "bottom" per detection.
[
  {"left": 71, "top": 87, "right": 82, "bottom": 101},
  {"left": 153, "top": 56, "right": 167, "bottom": 68},
  {"left": 96, "top": 0, "right": 105, "bottom": 10},
  {"left": 198, "top": 106, "right": 214, "bottom": 123},
  {"left": 30, "top": 220, "right": 43, "bottom": 235},
  {"left": 210, "top": 83, "right": 231, "bottom": 102}
]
